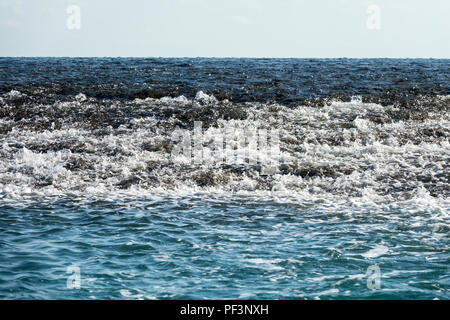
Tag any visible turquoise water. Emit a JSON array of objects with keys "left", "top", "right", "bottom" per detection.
[{"left": 0, "top": 195, "right": 448, "bottom": 299}]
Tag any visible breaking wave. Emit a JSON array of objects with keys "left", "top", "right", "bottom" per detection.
[{"left": 0, "top": 89, "right": 448, "bottom": 210}]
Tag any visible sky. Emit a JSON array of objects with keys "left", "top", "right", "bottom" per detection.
[{"left": 0, "top": 0, "right": 449, "bottom": 58}]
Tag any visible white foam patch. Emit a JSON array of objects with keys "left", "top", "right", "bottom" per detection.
[
  {"left": 362, "top": 245, "right": 389, "bottom": 258},
  {"left": 0, "top": 92, "right": 448, "bottom": 220}
]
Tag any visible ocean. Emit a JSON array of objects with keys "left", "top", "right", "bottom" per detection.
[{"left": 0, "top": 58, "right": 448, "bottom": 299}]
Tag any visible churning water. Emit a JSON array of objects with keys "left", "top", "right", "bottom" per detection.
[{"left": 0, "top": 58, "right": 448, "bottom": 299}]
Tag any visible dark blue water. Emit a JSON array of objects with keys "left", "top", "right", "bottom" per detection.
[
  {"left": 1, "top": 58, "right": 449, "bottom": 104},
  {"left": 0, "top": 58, "right": 449, "bottom": 299}
]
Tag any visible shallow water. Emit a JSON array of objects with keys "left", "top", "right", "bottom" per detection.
[{"left": 0, "top": 58, "right": 448, "bottom": 299}]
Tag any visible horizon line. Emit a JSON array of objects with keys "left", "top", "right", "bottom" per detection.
[{"left": 1, "top": 56, "right": 449, "bottom": 59}]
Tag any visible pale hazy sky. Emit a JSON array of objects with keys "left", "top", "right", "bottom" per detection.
[{"left": 0, "top": 0, "right": 449, "bottom": 57}]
